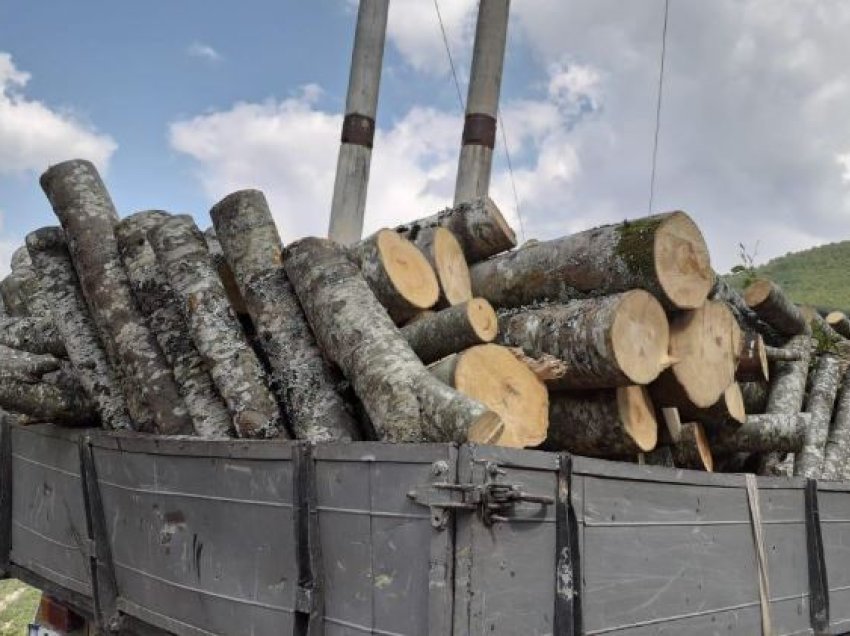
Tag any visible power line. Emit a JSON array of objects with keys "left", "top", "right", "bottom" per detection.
[
  {"left": 649, "top": 0, "right": 670, "bottom": 214},
  {"left": 433, "top": 0, "right": 466, "bottom": 112},
  {"left": 498, "top": 108, "right": 526, "bottom": 243}
]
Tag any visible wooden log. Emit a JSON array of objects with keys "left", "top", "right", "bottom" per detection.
[
  {"left": 0, "top": 271, "right": 30, "bottom": 317},
  {"left": 736, "top": 331, "right": 769, "bottom": 383},
  {"left": 210, "top": 189, "right": 360, "bottom": 442},
  {"left": 651, "top": 300, "right": 740, "bottom": 410},
  {"left": 498, "top": 290, "right": 671, "bottom": 390},
  {"left": 0, "top": 357, "right": 95, "bottom": 426},
  {"left": 827, "top": 311, "right": 850, "bottom": 339},
  {"left": 12, "top": 263, "right": 51, "bottom": 318},
  {"left": 740, "top": 381, "right": 769, "bottom": 414},
  {"left": 743, "top": 279, "right": 809, "bottom": 337},
  {"left": 506, "top": 348, "right": 568, "bottom": 383},
  {"left": 0, "top": 345, "right": 62, "bottom": 377},
  {"left": 0, "top": 316, "right": 65, "bottom": 357},
  {"left": 149, "top": 214, "right": 282, "bottom": 439},
  {"left": 26, "top": 227, "right": 133, "bottom": 431},
  {"left": 711, "top": 278, "right": 782, "bottom": 345},
  {"left": 795, "top": 354, "right": 842, "bottom": 478},
  {"left": 203, "top": 228, "right": 249, "bottom": 316},
  {"left": 710, "top": 413, "right": 809, "bottom": 454},
  {"left": 765, "top": 345, "right": 802, "bottom": 362},
  {"left": 401, "top": 298, "right": 498, "bottom": 364},
  {"left": 116, "top": 211, "right": 232, "bottom": 439},
  {"left": 799, "top": 305, "right": 847, "bottom": 355},
  {"left": 470, "top": 211, "right": 714, "bottom": 311},
  {"left": 822, "top": 370, "right": 850, "bottom": 480},
  {"left": 545, "top": 386, "right": 658, "bottom": 457},
  {"left": 641, "top": 446, "right": 675, "bottom": 468},
  {"left": 410, "top": 227, "right": 472, "bottom": 306},
  {"left": 10, "top": 245, "right": 30, "bottom": 270},
  {"left": 40, "top": 159, "right": 193, "bottom": 435},
  {"left": 670, "top": 382, "right": 747, "bottom": 430},
  {"left": 350, "top": 229, "right": 440, "bottom": 323},
  {"left": 428, "top": 344, "right": 548, "bottom": 448},
  {"left": 284, "top": 237, "right": 504, "bottom": 444},
  {"left": 394, "top": 197, "right": 516, "bottom": 263},
  {"left": 670, "top": 423, "right": 714, "bottom": 471}
]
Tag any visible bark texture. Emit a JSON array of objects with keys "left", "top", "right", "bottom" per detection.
[
  {"left": 710, "top": 413, "right": 809, "bottom": 454},
  {"left": 116, "top": 211, "right": 232, "bottom": 439},
  {"left": 284, "top": 237, "right": 503, "bottom": 444},
  {"left": 0, "top": 316, "right": 66, "bottom": 357},
  {"left": 40, "top": 159, "right": 193, "bottom": 435},
  {"left": 736, "top": 331, "right": 769, "bottom": 383},
  {"left": 744, "top": 279, "right": 809, "bottom": 337},
  {"left": 393, "top": 196, "right": 516, "bottom": 263},
  {"left": 25, "top": 226, "right": 132, "bottom": 430},
  {"left": 710, "top": 278, "right": 781, "bottom": 345},
  {"left": 765, "top": 345, "right": 802, "bottom": 362},
  {"left": 401, "top": 298, "right": 498, "bottom": 364},
  {"left": 670, "top": 382, "right": 746, "bottom": 431},
  {"left": 211, "top": 190, "right": 360, "bottom": 442},
  {"left": 0, "top": 271, "right": 30, "bottom": 317},
  {"left": 740, "top": 381, "right": 769, "bottom": 414},
  {"left": 822, "top": 370, "right": 850, "bottom": 480},
  {"left": 670, "top": 422, "right": 713, "bottom": 471},
  {"left": 149, "top": 214, "right": 282, "bottom": 439},
  {"left": 12, "top": 264, "right": 51, "bottom": 317},
  {"left": 203, "top": 228, "right": 249, "bottom": 316},
  {"left": 795, "top": 354, "right": 842, "bottom": 477},
  {"left": 470, "top": 211, "right": 714, "bottom": 310},
  {"left": 827, "top": 312, "right": 850, "bottom": 339}
]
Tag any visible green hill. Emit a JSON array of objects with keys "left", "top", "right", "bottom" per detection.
[{"left": 726, "top": 241, "right": 850, "bottom": 313}]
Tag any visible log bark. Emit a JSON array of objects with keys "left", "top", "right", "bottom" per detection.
[
  {"left": 149, "top": 214, "right": 282, "bottom": 439},
  {"left": 497, "top": 290, "right": 671, "bottom": 390},
  {"left": 795, "top": 354, "right": 842, "bottom": 478},
  {"left": 0, "top": 358, "right": 95, "bottom": 426},
  {"left": 710, "top": 413, "right": 809, "bottom": 454},
  {"left": 0, "top": 316, "right": 66, "bottom": 357},
  {"left": 284, "top": 237, "right": 504, "bottom": 444},
  {"left": 0, "top": 271, "right": 30, "bottom": 317},
  {"left": 401, "top": 298, "right": 498, "bottom": 364},
  {"left": 765, "top": 345, "right": 802, "bottom": 362},
  {"left": 470, "top": 211, "right": 714, "bottom": 310},
  {"left": 116, "top": 211, "right": 232, "bottom": 439},
  {"left": 822, "top": 370, "right": 850, "bottom": 480},
  {"left": 545, "top": 386, "right": 658, "bottom": 457},
  {"left": 428, "top": 344, "right": 548, "bottom": 448},
  {"left": 350, "top": 229, "right": 440, "bottom": 323},
  {"left": 394, "top": 196, "right": 516, "bottom": 263},
  {"left": 410, "top": 227, "right": 472, "bottom": 306},
  {"left": 668, "top": 382, "right": 746, "bottom": 430},
  {"left": 642, "top": 446, "right": 675, "bottom": 468},
  {"left": 12, "top": 264, "right": 52, "bottom": 318},
  {"left": 0, "top": 345, "right": 62, "bottom": 377},
  {"left": 670, "top": 423, "right": 714, "bottom": 471},
  {"left": 40, "top": 159, "right": 193, "bottom": 435},
  {"left": 210, "top": 190, "right": 361, "bottom": 442},
  {"left": 827, "top": 311, "right": 850, "bottom": 339},
  {"left": 736, "top": 331, "right": 769, "bottom": 383},
  {"left": 203, "top": 228, "right": 249, "bottom": 316},
  {"left": 25, "top": 227, "right": 133, "bottom": 430},
  {"left": 743, "top": 279, "right": 809, "bottom": 337},
  {"left": 740, "top": 381, "right": 769, "bottom": 414},
  {"left": 799, "top": 305, "right": 847, "bottom": 355},
  {"left": 10, "top": 245, "right": 30, "bottom": 270}
]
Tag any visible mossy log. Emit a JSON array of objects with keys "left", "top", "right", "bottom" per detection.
[
  {"left": 410, "top": 227, "right": 472, "bottom": 306},
  {"left": 210, "top": 190, "right": 360, "bottom": 442},
  {"left": 150, "top": 214, "right": 282, "bottom": 439},
  {"left": 470, "top": 211, "right": 714, "bottom": 311},
  {"left": 545, "top": 386, "right": 658, "bottom": 458},
  {"left": 826, "top": 311, "right": 850, "bottom": 339},
  {"left": 40, "top": 159, "right": 193, "bottom": 435},
  {"left": 116, "top": 211, "right": 232, "bottom": 439},
  {"left": 350, "top": 229, "right": 440, "bottom": 324},
  {"left": 26, "top": 227, "right": 132, "bottom": 430},
  {"left": 401, "top": 298, "right": 498, "bottom": 364},
  {"left": 743, "top": 279, "right": 809, "bottom": 337},
  {"left": 393, "top": 196, "right": 516, "bottom": 263},
  {"left": 736, "top": 331, "right": 769, "bottom": 383},
  {"left": 710, "top": 413, "right": 809, "bottom": 454},
  {"left": 0, "top": 316, "right": 65, "bottom": 357},
  {"left": 284, "top": 237, "right": 503, "bottom": 444},
  {"left": 498, "top": 290, "right": 671, "bottom": 390},
  {"left": 821, "top": 370, "right": 850, "bottom": 480},
  {"left": 794, "top": 354, "right": 842, "bottom": 478}
]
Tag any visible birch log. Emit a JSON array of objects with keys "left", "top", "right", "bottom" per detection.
[
  {"left": 410, "top": 227, "right": 472, "bottom": 306},
  {"left": 741, "top": 381, "right": 769, "bottom": 414},
  {"left": 394, "top": 196, "right": 516, "bottom": 263},
  {"left": 670, "top": 422, "right": 714, "bottom": 471},
  {"left": 744, "top": 279, "right": 809, "bottom": 337},
  {"left": 736, "top": 331, "right": 769, "bottom": 383},
  {"left": 149, "top": 214, "right": 282, "bottom": 439},
  {"left": 826, "top": 311, "right": 850, "bottom": 339},
  {"left": 0, "top": 271, "right": 29, "bottom": 317},
  {"left": 0, "top": 356, "right": 95, "bottom": 426},
  {"left": 40, "top": 159, "right": 193, "bottom": 435},
  {"left": 822, "top": 370, "right": 850, "bottom": 480},
  {"left": 795, "top": 354, "right": 842, "bottom": 477},
  {"left": 545, "top": 386, "right": 658, "bottom": 458},
  {"left": 116, "top": 211, "right": 232, "bottom": 439},
  {"left": 470, "top": 211, "right": 714, "bottom": 311},
  {"left": 669, "top": 382, "right": 747, "bottom": 430},
  {"left": 12, "top": 263, "right": 51, "bottom": 318},
  {"left": 284, "top": 237, "right": 503, "bottom": 444},
  {"left": 766, "top": 345, "right": 802, "bottom": 362},
  {"left": 26, "top": 227, "right": 132, "bottom": 430},
  {"left": 401, "top": 298, "right": 498, "bottom": 364},
  {"left": 210, "top": 189, "right": 360, "bottom": 442},
  {"left": 497, "top": 290, "right": 671, "bottom": 389},
  {"left": 0, "top": 317, "right": 65, "bottom": 357},
  {"left": 203, "top": 228, "right": 249, "bottom": 316},
  {"left": 710, "top": 413, "right": 809, "bottom": 454}
]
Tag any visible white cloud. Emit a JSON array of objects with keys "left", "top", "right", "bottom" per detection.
[
  {"left": 0, "top": 52, "right": 116, "bottom": 175},
  {"left": 187, "top": 42, "right": 222, "bottom": 63}
]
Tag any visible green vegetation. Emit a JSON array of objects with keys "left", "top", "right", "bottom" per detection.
[
  {"left": 726, "top": 240, "right": 850, "bottom": 313},
  {"left": 0, "top": 579, "right": 40, "bottom": 635}
]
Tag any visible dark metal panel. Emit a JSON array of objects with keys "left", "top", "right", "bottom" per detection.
[
  {"left": 94, "top": 441, "right": 299, "bottom": 636},
  {"left": 818, "top": 487, "right": 850, "bottom": 632},
  {"left": 572, "top": 456, "right": 746, "bottom": 488},
  {"left": 0, "top": 413, "right": 12, "bottom": 573}
]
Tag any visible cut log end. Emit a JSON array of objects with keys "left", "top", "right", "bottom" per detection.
[
  {"left": 467, "top": 297, "right": 498, "bottom": 343},
  {"left": 466, "top": 410, "right": 505, "bottom": 445},
  {"left": 743, "top": 278, "right": 773, "bottom": 307},
  {"left": 376, "top": 229, "right": 440, "bottom": 310},
  {"left": 723, "top": 383, "right": 747, "bottom": 426},
  {"left": 617, "top": 385, "right": 658, "bottom": 452},
  {"left": 653, "top": 211, "right": 714, "bottom": 309},
  {"left": 432, "top": 227, "right": 472, "bottom": 305},
  {"left": 611, "top": 289, "right": 671, "bottom": 385},
  {"left": 688, "top": 422, "right": 714, "bottom": 472}
]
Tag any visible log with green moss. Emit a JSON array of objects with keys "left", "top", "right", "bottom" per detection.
[
  {"left": 826, "top": 311, "right": 850, "bottom": 339},
  {"left": 794, "top": 354, "right": 842, "bottom": 478}
]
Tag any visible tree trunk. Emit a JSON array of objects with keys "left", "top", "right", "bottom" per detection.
[
  {"left": 794, "top": 354, "right": 842, "bottom": 478},
  {"left": 642, "top": 446, "right": 675, "bottom": 468},
  {"left": 0, "top": 345, "right": 63, "bottom": 377},
  {"left": 210, "top": 190, "right": 361, "bottom": 442},
  {"left": 203, "top": 228, "right": 249, "bottom": 316},
  {"left": 651, "top": 300, "right": 740, "bottom": 409},
  {"left": 393, "top": 196, "right": 516, "bottom": 263},
  {"left": 799, "top": 305, "right": 847, "bottom": 355},
  {"left": 497, "top": 290, "right": 671, "bottom": 390},
  {"left": 740, "top": 381, "right": 769, "bottom": 414},
  {"left": 663, "top": 382, "right": 746, "bottom": 431},
  {"left": 765, "top": 345, "right": 802, "bottom": 362},
  {"left": 283, "top": 237, "right": 504, "bottom": 444},
  {"left": 401, "top": 298, "right": 498, "bottom": 364},
  {"left": 39, "top": 159, "right": 193, "bottom": 435},
  {"left": 116, "top": 211, "right": 232, "bottom": 439},
  {"left": 736, "top": 331, "right": 769, "bottom": 383},
  {"left": 670, "top": 422, "right": 714, "bottom": 471},
  {"left": 0, "top": 316, "right": 65, "bottom": 357},
  {"left": 11, "top": 264, "right": 52, "bottom": 318},
  {"left": 710, "top": 413, "right": 809, "bottom": 454},
  {"left": 149, "top": 214, "right": 282, "bottom": 439},
  {"left": 428, "top": 344, "right": 548, "bottom": 448},
  {"left": 827, "top": 311, "right": 850, "bottom": 339},
  {"left": 710, "top": 277, "right": 779, "bottom": 343},
  {"left": 350, "top": 229, "right": 440, "bottom": 324},
  {"left": 0, "top": 359, "right": 95, "bottom": 426},
  {"left": 545, "top": 386, "right": 658, "bottom": 458},
  {"left": 0, "top": 271, "right": 30, "bottom": 317},
  {"left": 822, "top": 370, "right": 850, "bottom": 480},
  {"left": 410, "top": 227, "right": 472, "bottom": 307},
  {"left": 470, "top": 211, "right": 714, "bottom": 310},
  {"left": 25, "top": 227, "right": 132, "bottom": 431},
  {"left": 743, "top": 279, "right": 809, "bottom": 337}
]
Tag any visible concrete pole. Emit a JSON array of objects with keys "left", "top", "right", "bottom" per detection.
[
  {"left": 453, "top": 0, "right": 511, "bottom": 206},
  {"left": 328, "top": 0, "right": 390, "bottom": 245}
]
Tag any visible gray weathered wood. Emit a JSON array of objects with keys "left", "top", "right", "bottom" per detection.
[
  {"left": 0, "top": 357, "right": 95, "bottom": 426},
  {"left": 744, "top": 279, "right": 809, "bottom": 337},
  {"left": 795, "top": 354, "right": 842, "bottom": 477},
  {"left": 0, "top": 270, "right": 30, "bottom": 317},
  {"left": 401, "top": 299, "right": 497, "bottom": 364},
  {"left": 710, "top": 413, "right": 809, "bottom": 454},
  {"left": 827, "top": 311, "right": 850, "bottom": 339},
  {"left": 822, "top": 370, "right": 850, "bottom": 480},
  {"left": 740, "top": 381, "right": 769, "bottom": 414},
  {"left": 0, "top": 316, "right": 65, "bottom": 357}
]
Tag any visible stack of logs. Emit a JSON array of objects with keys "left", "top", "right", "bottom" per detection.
[{"left": 0, "top": 157, "right": 847, "bottom": 479}]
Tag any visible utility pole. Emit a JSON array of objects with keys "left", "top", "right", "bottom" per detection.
[
  {"left": 453, "top": 0, "right": 511, "bottom": 206},
  {"left": 328, "top": 0, "right": 390, "bottom": 245}
]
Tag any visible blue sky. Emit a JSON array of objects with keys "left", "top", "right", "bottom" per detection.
[{"left": 3, "top": 0, "right": 850, "bottom": 276}]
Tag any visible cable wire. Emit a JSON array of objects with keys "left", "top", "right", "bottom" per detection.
[
  {"left": 649, "top": 0, "right": 670, "bottom": 214},
  {"left": 433, "top": 0, "right": 466, "bottom": 112},
  {"left": 498, "top": 107, "right": 526, "bottom": 243}
]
